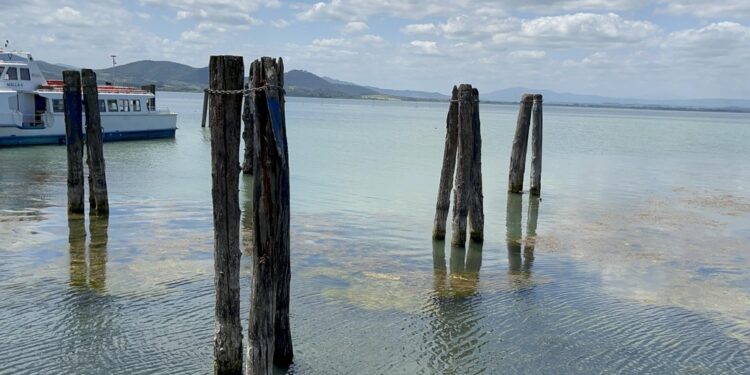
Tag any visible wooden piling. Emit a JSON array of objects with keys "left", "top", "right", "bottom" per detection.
[
  {"left": 201, "top": 89, "right": 210, "bottom": 128},
  {"left": 506, "top": 193, "right": 523, "bottom": 273},
  {"left": 450, "top": 84, "right": 475, "bottom": 247},
  {"left": 248, "top": 57, "right": 293, "bottom": 374},
  {"left": 82, "top": 69, "right": 109, "bottom": 214},
  {"left": 63, "top": 71, "right": 85, "bottom": 214},
  {"left": 508, "top": 94, "right": 534, "bottom": 193},
  {"left": 241, "top": 80, "right": 254, "bottom": 174},
  {"left": 468, "top": 88, "right": 484, "bottom": 242},
  {"left": 432, "top": 86, "right": 458, "bottom": 239},
  {"left": 529, "top": 94, "right": 543, "bottom": 196},
  {"left": 208, "top": 55, "right": 244, "bottom": 375}
]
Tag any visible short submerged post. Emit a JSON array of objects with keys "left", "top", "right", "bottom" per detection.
[
  {"left": 432, "top": 86, "right": 459, "bottom": 239},
  {"left": 201, "top": 89, "right": 210, "bottom": 128},
  {"left": 63, "top": 70, "right": 84, "bottom": 214},
  {"left": 208, "top": 55, "right": 244, "bottom": 375},
  {"left": 248, "top": 56, "right": 293, "bottom": 374},
  {"left": 82, "top": 69, "right": 109, "bottom": 214},
  {"left": 508, "top": 94, "right": 534, "bottom": 193},
  {"left": 529, "top": 94, "right": 543, "bottom": 196}
]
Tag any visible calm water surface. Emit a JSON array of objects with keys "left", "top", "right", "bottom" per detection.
[{"left": 1, "top": 92, "right": 749, "bottom": 374}]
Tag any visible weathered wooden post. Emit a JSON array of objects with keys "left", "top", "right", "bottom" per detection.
[
  {"left": 202, "top": 89, "right": 210, "bottom": 128},
  {"left": 468, "top": 88, "right": 484, "bottom": 242},
  {"left": 208, "top": 55, "right": 244, "bottom": 375},
  {"left": 241, "top": 80, "right": 254, "bottom": 174},
  {"left": 529, "top": 94, "right": 543, "bottom": 196},
  {"left": 450, "top": 84, "right": 475, "bottom": 247},
  {"left": 432, "top": 86, "right": 458, "bottom": 239},
  {"left": 63, "top": 71, "right": 85, "bottom": 214},
  {"left": 248, "top": 56, "right": 293, "bottom": 374},
  {"left": 508, "top": 94, "right": 534, "bottom": 193},
  {"left": 82, "top": 69, "right": 109, "bottom": 214}
]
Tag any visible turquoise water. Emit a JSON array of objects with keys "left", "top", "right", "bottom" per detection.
[{"left": 1, "top": 92, "right": 749, "bottom": 374}]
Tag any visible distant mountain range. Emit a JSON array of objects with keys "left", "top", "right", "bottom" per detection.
[{"left": 37, "top": 60, "right": 750, "bottom": 111}]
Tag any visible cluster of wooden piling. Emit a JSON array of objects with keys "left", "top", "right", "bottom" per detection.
[
  {"left": 508, "top": 94, "right": 543, "bottom": 195},
  {"left": 208, "top": 55, "right": 292, "bottom": 375},
  {"left": 63, "top": 70, "right": 108, "bottom": 215},
  {"left": 433, "top": 84, "right": 484, "bottom": 246}
]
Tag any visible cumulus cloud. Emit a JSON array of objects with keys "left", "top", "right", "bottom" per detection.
[
  {"left": 401, "top": 23, "right": 437, "bottom": 34},
  {"left": 410, "top": 40, "right": 439, "bottom": 55},
  {"left": 509, "top": 50, "right": 547, "bottom": 60},
  {"left": 658, "top": 0, "right": 750, "bottom": 19},
  {"left": 343, "top": 21, "right": 369, "bottom": 34}
]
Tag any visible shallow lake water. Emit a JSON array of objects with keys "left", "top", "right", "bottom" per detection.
[{"left": 1, "top": 92, "right": 749, "bottom": 374}]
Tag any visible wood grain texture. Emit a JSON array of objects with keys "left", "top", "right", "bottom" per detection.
[
  {"left": 432, "top": 86, "right": 458, "bottom": 240},
  {"left": 209, "top": 55, "right": 244, "bottom": 375},
  {"left": 530, "top": 94, "right": 543, "bottom": 196},
  {"left": 248, "top": 56, "right": 293, "bottom": 374},
  {"left": 450, "top": 84, "right": 474, "bottom": 247},
  {"left": 82, "top": 69, "right": 109, "bottom": 214},
  {"left": 468, "top": 88, "right": 484, "bottom": 242},
  {"left": 508, "top": 94, "right": 534, "bottom": 193},
  {"left": 63, "top": 71, "right": 84, "bottom": 214}
]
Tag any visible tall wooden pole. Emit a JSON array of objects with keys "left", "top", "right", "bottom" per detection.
[
  {"left": 209, "top": 55, "right": 244, "bottom": 375},
  {"left": 508, "top": 94, "right": 534, "bottom": 193},
  {"left": 529, "top": 94, "right": 543, "bottom": 196},
  {"left": 450, "top": 84, "right": 474, "bottom": 247},
  {"left": 82, "top": 69, "right": 109, "bottom": 214},
  {"left": 468, "top": 88, "right": 484, "bottom": 242},
  {"left": 248, "top": 56, "right": 293, "bottom": 374},
  {"left": 63, "top": 70, "right": 84, "bottom": 214},
  {"left": 432, "top": 86, "right": 458, "bottom": 239}
]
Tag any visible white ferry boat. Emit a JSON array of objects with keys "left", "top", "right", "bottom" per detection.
[{"left": 0, "top": 50, "right": 177, "bottom": 147}]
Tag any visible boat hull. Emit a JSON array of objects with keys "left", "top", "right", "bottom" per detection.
[{"left": 0, "top": 113, "right": 177, "bottom": 147}]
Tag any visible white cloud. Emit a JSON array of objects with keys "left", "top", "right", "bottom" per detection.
[
  {"left": 509, "top": 50, "right": 547, "bottom": 60},
  {"left": 401, "top": 23, "right": 437, "bottom": 35},
  {"left": 410, "top": 40, "right": 439, "bottom": 55},
  {"left": 658, "top": 0, "right": 750, "bottom": 19},
  {"left": 343, "top": 21, "right": 369, "bottom": 34},
  {"left": 516, "top": 13, "right": 659, "bottom": 47},
  {"left": 272, "top": 19, "right": 291, "bottom": 28}
]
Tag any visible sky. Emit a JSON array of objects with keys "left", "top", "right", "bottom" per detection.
[{"left": 2, "top": 0, "right": 749, "bottom": 99}]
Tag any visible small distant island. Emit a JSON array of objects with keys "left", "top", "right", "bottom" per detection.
[{"left": 37, "top": 60, "right": 750, "bottom": 114}]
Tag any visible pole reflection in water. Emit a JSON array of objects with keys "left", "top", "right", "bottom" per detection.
[
  {"left": 432, "top": 240, "right": 483, "bottom": 298},
  {"left": 88, "top": 215, "right": 109, "bottom": 291},
  {"left": 506, "top": 193, "right": 539, "bottom": 284},
  {"left": 67, "top": 213, "right": 109, "bottom": 292},
  {"left": 428, "top": 240, "right": 484, "bottom": 372},
  {"left": 68, "top": 214, "right": 87, "bottom": 288}
]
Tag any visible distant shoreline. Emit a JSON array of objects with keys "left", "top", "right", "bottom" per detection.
[{"left": 165, "top": 89, "right": 750, "bottom": 114}]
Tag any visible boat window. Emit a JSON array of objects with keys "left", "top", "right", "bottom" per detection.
[
  {"left": 20, "top": 68, "right": 31, "bottom": 81},
  {"left": 6, "top": 67, "right": 17, "bottom": 80},
  {"left": 108, "top": 99, "right": 118, "bottom": 112},
  {"left": 52, "top": 99, "right": 64, "bottom": 112},
  {"left": 98, "top": 100, "right": 106, "bottom": 113},
  {"left": 119, "top": 99, "right": 130, "bottom": 112},
  {"left": 132, "top": 99, "right": 141, "bottom": 112}
]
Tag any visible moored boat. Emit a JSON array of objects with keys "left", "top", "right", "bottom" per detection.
[{"left": 0, "top": 49, "right": 177, "bottom": 147}]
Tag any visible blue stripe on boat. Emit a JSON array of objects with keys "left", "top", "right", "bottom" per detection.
[{"left": 0, "top": 128, "right": 176, "bottom": 147}]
